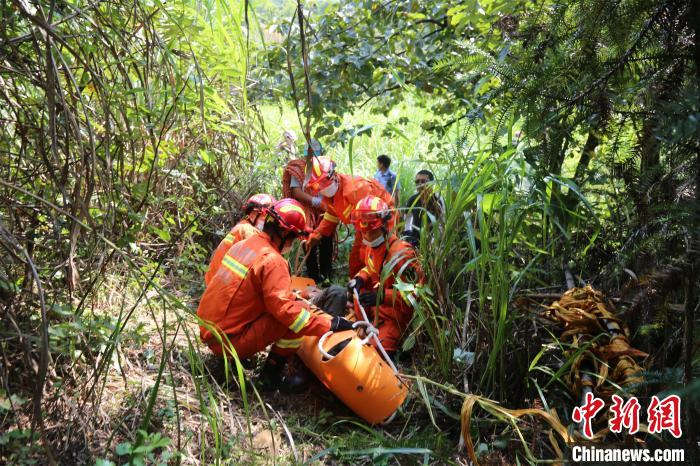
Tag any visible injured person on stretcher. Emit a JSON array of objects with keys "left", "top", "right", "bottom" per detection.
[
  {"left": 285, "top": 195, "right": 423, "bottom": 408},
  {"left": 198, "top": 196, "right": 421, "bottom": 397}
]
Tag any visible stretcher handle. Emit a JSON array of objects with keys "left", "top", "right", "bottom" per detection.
[
  {"left": 317, "top": 322, "right": 378, "bottom": 360},
  {"left": 352, "top": 320, "right": 378, "bottom": 346},
  {"left": 317, "top": 331, "right": 335, "bottom": 360}
]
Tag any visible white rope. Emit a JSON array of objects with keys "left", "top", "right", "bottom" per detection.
[
  {"left": 351, "top": 294, "right": 403, "bottom": 426},
  {"left": 352, "top": 289, "right": 400, "bottom": 375},
  {"left": 315, "top": 290, "right": 400, "bottom": 375},
  {"left": 317, "top": 331, "right": 335, "bottom": 360},
  {"left": 381, "top": 411, "right": 397, "bottom": 425}
]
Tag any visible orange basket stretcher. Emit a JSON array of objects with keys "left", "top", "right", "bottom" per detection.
[{"left": 294, "top": 283, "right": 409, "bottom": 425}]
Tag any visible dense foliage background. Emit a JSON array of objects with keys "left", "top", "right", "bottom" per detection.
[{"left": 1, "top": 0, "right": 698, "bottom": 464}]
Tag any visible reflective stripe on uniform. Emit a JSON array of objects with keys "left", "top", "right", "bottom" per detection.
[
  {"left": 223, "top": 232, "right": 235, "bottom": 245},
  {"left": 323, "top": 212, "right": 339, "bottom": 223},
  {"left": 222, "top": 255, "right": 249, "bottom": 279},
  {"left": 289, "top": 308, "right": 311, "bottom": 333},
  {"left": 275, "top": 337, "right": 304, "bottom": 349},
  {"left": 367, "top": 256, "right": 377, "bottom": 274},
  {"left": 343, "top": 204, "right": 353, "bottom": 218}
]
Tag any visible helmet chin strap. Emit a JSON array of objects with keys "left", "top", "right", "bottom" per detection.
[
  {"left": 277, "top": 229, "right": 296, "bottom": 253},
  {"left": 279, "top": 231, "right": 290, "bottom": 252},
  {"left": 269, "top": 225, "right": 285, "bottom": 251}
]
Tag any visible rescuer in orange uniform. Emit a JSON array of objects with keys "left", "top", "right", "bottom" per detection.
[
  {"left": 304, "top": 157, "right": 395, "bottom": 277},
  {"left": 347, "top": 195, "right": 423, "bottom": 357},
  {"left": 197, "top": 198, "right": 354, "bottom": 391},
  {"left": 283, "top": 140, "right": 334, "bottom": 282},
  {"left": 204, "top": 193, "right": 275, "bottom": 286}
]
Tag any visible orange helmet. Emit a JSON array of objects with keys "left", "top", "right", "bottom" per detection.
[
  {"left": 243, "top": 193, "right": 276, "bottom": 214},
  {"left": 265, "top": 199, "right": 312, "bottom": 236},
  {"left": 350, "top": 195, "right": 392, "bottom": 232},
  {"left": 304, "top": 157, "right": 336, "bottom": 194}
]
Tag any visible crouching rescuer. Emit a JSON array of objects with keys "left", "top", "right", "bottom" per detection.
[
  {"left": 347, "top": 195, "right": 423, "bottom": 359},
  {"left": 197, "top": 198, "right": 354, "bottom": 392}
]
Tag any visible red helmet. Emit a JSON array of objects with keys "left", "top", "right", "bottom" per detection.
[
  {"left": 265, "top": 199, "right": 312, "bottom": 236},
  {"left": 350, "top": 195, "right": 392, "bottom": 232},
  {"left": 243, "top": 193, "right": 276, "bottom": 214},
  {"left": 304, "top": 157, "right": 336, "bottom": 194}
]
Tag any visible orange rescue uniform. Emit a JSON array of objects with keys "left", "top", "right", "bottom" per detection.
[
  {"left": 311, "top": 173, "right": 395, "bottom": 277},
  {"left": 198, "top": 232, "right": 332, "bottom": 358},
  {"left": 204, "top": 219, "right": 260, "bottom": 286},
  {"left": 355, "top": 235, "right": 422, "bottom": 352}
]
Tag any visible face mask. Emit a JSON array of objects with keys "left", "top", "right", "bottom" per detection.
[
  {"left": 319, "top": 179, "right": 339, "bottom": 198},
  {"left": 362, "top": 234, "right": 385, "bottom": 248},
  {"left": 253, "top": 215, "right": 265, "bottom": 230}
]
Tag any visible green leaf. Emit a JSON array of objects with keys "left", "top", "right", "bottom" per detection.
[
  {"left": 116, "top": 442, "right": 132, "bottom": 456},
  {"left": 151, "top": 227, "right": 171, "bottom": 242},
  {"left": 446, "top": 5, "right": 467, "bottom": 16},
  {"left": 406, "top": 12, "right": 426, "bottom": 20},
  {"left": 450, "top": 11, "right": 468, "bottom": 26},
  {"left": 401, "top": 333, "right": 416, "bottom": 351},
  {"left": 416, "top": 378, "right": 439, "bottom": 430},
  {"left": 94, "top": 460, "right": 116, "bottom": 466},
  {"left": 199, "top": 149, "right": 213, "bottom": 165}
]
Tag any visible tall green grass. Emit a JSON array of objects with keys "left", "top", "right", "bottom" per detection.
[{"left": 405, "top": 122, "right": 599, "bottom": 397}]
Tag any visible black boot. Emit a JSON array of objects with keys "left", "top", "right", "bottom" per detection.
[
  {"left": 257, "top": 353, "right": 288, "bottom": 392},
  {"left": 280, "top": 356, "right": 311, "bottom": 394}
]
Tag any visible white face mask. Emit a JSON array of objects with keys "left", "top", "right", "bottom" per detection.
[
  {"left": 319, "top": 179, "right": 339, "bottom": 198},
  {"left": 253, "top": 215, "right": 265, "bottom": 230},
  {"left": 362, "top": 235, "right": 385, "bottom": 248}
]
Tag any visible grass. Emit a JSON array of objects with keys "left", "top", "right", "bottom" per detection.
[{"left": 15, "top": 246, "right": 464, "bottom": 464}]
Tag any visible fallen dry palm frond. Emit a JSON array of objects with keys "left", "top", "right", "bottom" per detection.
[
  {"left": 456, "top": 286, "right": 652, "bottom": 465},
  {"left": 402, "top": 374, "right": 573, "bottom": 464},
  {"left": 542, "top": 285, "right": 647, "bottom": 399},
  {"left": 460, "top": 394, "right": 574, "bottom": 466}
]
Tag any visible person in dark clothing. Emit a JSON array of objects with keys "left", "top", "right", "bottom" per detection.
[{"left": 402, "top": 169, "right": 445, "bottom": 248}]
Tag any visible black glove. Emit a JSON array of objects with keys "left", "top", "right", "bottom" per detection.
[
  {"left": 359, "top": 290, "right": 378, "bottom": 307},
  {"left": 330, "top": 316, "right": 354, "bottom": 332},
  {"left": 347, "top": 276, "right": 364, "bottom": 296}
]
